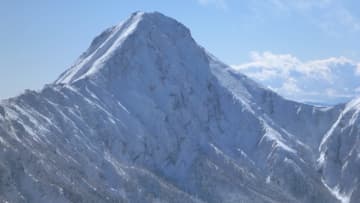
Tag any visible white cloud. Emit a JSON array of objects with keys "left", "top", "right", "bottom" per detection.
[
  {"left": 357, "top": 63, "right": 360, "bottom": 75},
  {"left": 267, "top": 0, "right": 360, "bottom": 33},
  {"left": 233, "top": 52, "right": 351, "bottom": 81},
  {"left": 269, "top": 0, "right": 331, "bottom": 10},
  {"left": 233, "top": 52, "right": 300, "bottom": 76},
  {"left": 232, "top": 52, "right": 360, "bottom": 104},
  {"left": 197, "top": 0, "right": 228, "bottom": 10},
  {"left": 279, "top": 78, "right": 301, "bottom": 95},
  {"left": 335, "top": 7, "right": 360, "bottom": 31}
]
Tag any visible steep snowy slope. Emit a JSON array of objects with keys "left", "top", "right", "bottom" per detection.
[
  {"left": 318, "top": 98, "right": 360, "bottom": 203},
  {"left": 0, "top": 11, "right": 353, "bottom": 202}
]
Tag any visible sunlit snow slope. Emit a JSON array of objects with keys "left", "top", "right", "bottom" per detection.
[{"left": 0, "top": 12, "right": 357, "bottom": 203}]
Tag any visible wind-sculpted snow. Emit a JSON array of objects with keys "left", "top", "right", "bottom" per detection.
[{"left": 0, "top": 11, "right": 357, "bottom": 203}]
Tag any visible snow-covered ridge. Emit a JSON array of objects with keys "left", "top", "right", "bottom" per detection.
[
  {"left": 0, "top": 11, "right": 358, "bottom": 203},
  {"left": 55, "top": 12, "right": 145, "bottom": 84},
  {"left": 317, "top": 97, "right": 360, "bottom": 203}
]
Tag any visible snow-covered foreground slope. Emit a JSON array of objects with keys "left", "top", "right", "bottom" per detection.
[
  {"left": 0, "top": 11, "right": 357, "bottom": 202},
  {"left": 318, "top": 98, "right": 360, "bottom": 203}
]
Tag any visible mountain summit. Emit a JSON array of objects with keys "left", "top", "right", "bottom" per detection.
[
  {"left": 0, "top": 12, "right": 359, "bottom": 203},
  {"left": 55, "top": 11, "right": 194, "bottom": 85}
]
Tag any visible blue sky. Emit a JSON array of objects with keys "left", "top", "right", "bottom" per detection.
[{"left": 1, "top": 0, "right": 360, "bottom": 103}]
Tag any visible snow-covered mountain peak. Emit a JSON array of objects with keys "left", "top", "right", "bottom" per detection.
[
  {"left": 55, "top": 11, "right": 193, "bottom": 85},
  {"left": 2, "top": 11, "right": 359, "bottom": 203}
]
